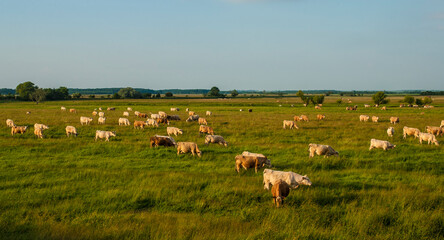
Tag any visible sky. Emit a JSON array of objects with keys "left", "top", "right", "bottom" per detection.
[{"left": 0, "top": 0, "right": 443, "bottom": 91}]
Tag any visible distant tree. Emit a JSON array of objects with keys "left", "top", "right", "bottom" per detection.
[
  {"left": 89, "top": 95, "right": 95, "bottom": 99},
  {"left": 45, "top": 87, "right": 70, "bottom": 100},
  {"left": 117, "top": 87, "right": 142, "bottom": 99},
  {"left": 112, "top": 93, "right": 120, "bottom": 99},
  {"left": 155, "top": 93, "right": 161, "bottom": 98},
  {"left": 340, "top": 93, "right": 344, "bottom": 96},
  {"left": 415, "top": 98, "right": 423, "bottom": 106},
  {"left": 372, "top": 91, "right": 389, "bottom": 105},
  {"left": 301, "top": 96, "right": 312, "bottom": 106},
  {"left": 423, "top": 96, "right": 432, "bottom": 105},
  {"left": 165, "top": 92, "right": 173, "bottom": 97},
  {"left": 16, "top": 81, "right": 37, "bottom": 100},
  {"left": 403, "top": 95, "right": 415, "bottom": 105},
  {"left": 29, "top": 88, "right": 46, "bottom": 104},
  {"left": 72, "top": 93, "right": 82, "bottom": 99},
  {"left": 296, "top": 90, "right": 304, "bottom": 98},
  {"left": 207, "top": 86, "right": 224, "bottom": 97},
  {"left": 311, "top": 95, "right": 325, "bottom": 104},
  {"left": 142, "top": 93, "right": 151, "bottom": 99},
  {"left": 231, "top": 90, "right": 239, "bottom": 97}
]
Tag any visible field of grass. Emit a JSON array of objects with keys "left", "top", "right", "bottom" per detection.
[{"left": 1, "top": 97, "right": 443, "bottom": 239}]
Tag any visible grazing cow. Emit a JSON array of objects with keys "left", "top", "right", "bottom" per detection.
[
  {"left": 61, "top": 106, "right": 66, "bottom": 111},
  {"left": 138, "top": 113, "right": 148, "bottom": 118},
  {"left": 440, "top": 120, "right": 444, "bottom": 128},
  {"left": 167, "top": 127, "right": 183, "bottom": 136},
  {"left": 6, "top": 119, "right": 15, "bottom": 127},
  {"left": 369, "top": 139, "right": 396, "bottom": 151},
  {"left": 272, "top": 181, "right": 290, "bottom": 208},
  {"left": 134, "top": 120, "right": 148, "bottom": 129},
  {"left": 65, "top": 126, "right": 77, "bottom": 137},
  {"left": 426, "top": 126, "right": 442, "bottom": 136},
  {"left": 372, "top": 116, "right": 379, "bottom": 123},
  {"left": 387, "top": 127, "right": 394, "bottom": 137},
  {"left": 107, "top": 107, "right": 115, "bottom": 111},
  {"left": 154, "top": 135, "right": 176, "bottom": 145},
  {"left": 186, "top": 108, "right": 189, "bottom": 112},
  {"left": 159, "top": 111, "right": 167, "bottom": 118},
  {"left": 205, "top": 135, "right": 228, "bottom": 147},
  {"left": 235, "top": 155, "right": 271, "bottom": 173},
  {"left": 300, "top": 115, "right": 309, "bottom": 122},
  {"left": 98, "top": 117, "right": 106, "bottom": 125},
  {"left": 186, "top": 115, "right": 200, "bottom": 122},
  {"left": 359, "top": 115, "right": 370, "bottom": 122},
  {"left": 242, "top": 151, "right": 267, "bottom": 158},
  {"left": 419, "top": 132, "right": 439, "bottom": 146},
  {"left": 283, "top": 120, "right": 298, "bottom": 129},
  {"left": 80, "top": 117, "right": 93, "bottom": 125},
  {"left": 146, "top": 118, "right": 159, "bottom": 127},
  {"left": 263, "top": 169, "right": 312, "bottom": 190},
  {"left": 95, "top": 130, "right": 116, "bottom": 141},
  {"left": 170, "top": 108, "right": 179, "bottom": 111},
  {"left": 34, "top": 127, "right": 45, "bottom": 139},
  {"left": 177, "top": 142, "right": 201, "bottom": 157},
  {"left": 293, "top": 116, "right": 301, "bottom": 122},
  {"left": 317, "top": 114, "right": 325, "bottom": 120},
  {"left": 390, "top": 117, "right": 399, "bottom": 124},
  {"left": 92, "top": 111, "right": 98, "bottom": 116},
  {"left": 118, "top": 118, "right": 131, "bottom": 126},
  {"left": 150, "top": 136, "right": 176, "bottom": 148},
  {"left": 199, "top": 125, "right": 214, "bottom": 135},
  {"left": 34, "top": 124, "right": 49, "bottom": 131},
  {"left": 127, "top": 107, "right": 133, "bottom": 111},
  {"left": 206, "top": 111, "right": 212, "bottom": 116},
  {"left": 156, "top": 118, "right": 169, "bottom": 125},
  {"left": 189, "top": 111, "right": 195, "bottom": 116},
  {"left": 26, "top": 111, "right": 31, "bottom": 115},
  {"left": 98, "top": 107, "right": 103, "bottom": 111},
  {"left": 11, "top": 126, "right": 27, "bottom": 136},
  {"left": 150, "top": 113, "right": 161, "bottom": 119},
  {"left": 198, "top": 118, "right": 208, "bottom": 125},
  {"left": 364, "top": 104, "right": 370, "bottom": 108},
  {"left": 381, "top": 106, "right": 387, "bottom": 110},
  {"left": 123, "top": 111, "right": 130, "bottom": 117},
  {"left": 166, "top": 115, "right": 181, "bottom": 121},
  {"left": 98, "top": 112, "right": 105, "bottom": 117},
  {"left": 315, "top": 106, "right": 321, "bottom": 110},
  {"left": 134, "top": 111, "right": 140, "bottom": 116},
  {"left": 403, "top": 127, "right": 420, "bottom": 139},
  {"left": 413, "top": 105, "right": 418, "bottom": 108},
  {"left": 308, "top": 144, "right": 339, "bottom": 158},
  {"left": 70, "top": 109, "right": 76, "bottom": 113}
]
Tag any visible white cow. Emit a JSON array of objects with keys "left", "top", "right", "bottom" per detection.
[
  {"left": 205, "top": 135, "right": 228, "bottom": 147},
  {"left": 147, "top": 118, "right": 159, "bottom": 127},
  {"left": 263, "top": 169, "right": 312, "bottom": 190},
  {"left": 123, "top": 111, "right": 130, "bottom": 117},
  {"left": 387, "top": 127, "right": 394, "bottom": 137},
  {"left": 308, "top": 144, "right": 338, "bottom": 158},
  {"left": 34, "top": 123, "right": 49, "bottom": 130},
  {"left": 167, "top": 127, "right": 183, "bottom": 136},
  {"left": 61, "top": 106, "right": 66, "bottom": 111},
  {"left": 419, "top": 132, "right": 439, "bottom": 146},
  {"left": 95, "top": 130, "right": 116, "bottom": 141},
  {"left": 369, "top": 139, "right": 396, "bottom": 151},
  {"left": 98, "top": 112, "right": 105, "bottom": 117},
  {"left": 283, "top": 120, "right": 298, "bottom": 129},
  {"left": 127, "top": 107, "right": 133, "bottom": 111},
  {"left": 65, "top": 126, "right": 77, "bottom": 137},
  {"left": 359, "top": 115, "right": 370, "bottom": 122},
  {"left": 98, "top": 117, "right": 106, "bottom": 124},
  {"left": 206, "top": 111, "right": 212, "bottom": 116},
  {"left": 80, "top": 116, "right": 93, "bottom": 125},
  {"left": 151, "top": 113, "right": 161, "bottom": 119},
  {"left": 119, "top": 118, "right": 130, "bottom": 126},
  {"left": 6, "top": 119, "right": 15, "bottom": 127}
]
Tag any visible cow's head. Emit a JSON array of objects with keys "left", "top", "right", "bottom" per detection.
[
  {"left": 110, "top": 131, "right": 116, "bottom": 137},
  {"left": 301, "top": 175, "right": 312, "bottom": 186}
]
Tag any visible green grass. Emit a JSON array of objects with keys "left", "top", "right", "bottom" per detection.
[{"left": 0, "top": 97, "right": 443, "bottom": 239}]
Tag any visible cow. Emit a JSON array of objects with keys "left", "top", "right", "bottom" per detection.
[
  {"left": 177, "top": 142, "right": 201, "bottom": 157},
  {"left": 95, "top": 130, "right": 116, "bottom": 141},
  {"left": 167, "top": 127, "right": 183, "bottom": 136},
  {"left": 69, "top": 109, "right": 76, "bottom": 113},
  {"left": 150, "top": 113, "right": 161, "bottom": 119},
  {"left": 107, "top": 107, "right": 115, "bottom": 111},
  {"left": 185, "top": 108, "right": 189, "bottom": 112},
  {"left": 242, "top": 151, "right": 267, "bottom": 158},
  {"left": 123, "top": 111, "right": 130, "bottom": 117},
  {"left": 26, "top": 111, "right": 31, "bottom": 115},
  {"left": 390, "top": 117, "right": 399, "bottom": 124},
  {"left": 364, "top": 104, "right": 370, "bottom": 108},
  {"left": 154, "top": 135, "right": 176, "bottom": 145},
  {"left": 134, "top": 111, "right": 140, "bottom": 116},
  {"left": 186, "top": 115, "right": 199, "bottom": 122},
  {"left": 294, "top": 116, "right": 301, "bottom": 122},
  {"left": 80, "top": 117, "right": 93, "bottom": 125},
  {"left": 6, "top": 119, "right": 15, "bottom": 128},
  {"left": 272, "top": 181, "right": 290, "bottom": 208},
  {"left": 127, "top": 107, "right": 133, "bottom": 111},
  {"left": 92, "top": 111, "right": 98, "bottom": 116},
  {"left": 146, "top": 118, "right": 159, "bottom": 127},
  {"left": 308, "top": 144, "right": 339, "bottom": 158},
  {"left": 198, "top": 118, "right": 208, "bottom": 125},
  {"left": 403, "top": 127, "right": 420, "bottom": 139},
  {"left": 235, "top": 155, "right": 271, "bottom": 173},
  {"left": 372, "top": 116, "right": 379, "bottom": 123},
  {"left": 159, "top": 111, "right": 167, "bottom": 118},
  {"left": 11, "top": 126, "right": 27, "bottom": 136},
  {"left": 205, "top": 135, "right": 228, "bottom": 147},
  {"left": 65, "top": 126, "right": 77, "bottom": 137},
  {"left": 150, "top": 136, "right": 176, "bottom": 148},
  {"left": 317, "top": 114, "right": 325, "bottom": 120},
  {"left": 419, "top": 132, "right": 439, "bottom": 146},
  {"left": 170, "top": 108, "right": 179, "bottom": 111},
  {"left": 315, "top": 106, "right": 321, "bottom": 110},
  {"left": 138, "top": 113, "right": 148, "bottom": 118},
  {"left": 381, "top": 106, "right": 387, "bottom": 110},
  {"left": 98, "top": 117, "right": 106, "bottom": 125},
  {"left": 369, "top": 139, "right": 396, "bottom": 151},
  {"left": 119, "top": 118, "right": 131, "bottom": 126},
  {"left": 440, "top": 120, "right": 444, "bottom": 128},
  {"left": 166, "top": 115, "right": 181, "bottom": 121},
  {"left": 426, "top": 126, "right": 442, "bottom": 136},
  {"left": 387, "top": 127, "right": 394, "bottom": 137},
  {"left": 263, "top": 169, "right": 312, "bottom": 190},
  {"left": 34, "top": 127, "right": 45, "bottom": 139},
  {"left": 98, "top": 107, "right": 103, "bottom": 111},
  {"left": 61, "top": 106, "right": 66, "bottom": 111},
  {"left": 188, "top": 111, "right": 195, "bottom": 116},
  {"left": 206, "top": 111, "right": 212, "bottom": 116},
  {"left": 134, "top": 120, "right": 148, "bottom": 129},
  {"left": 283, "top": 120, "right": 298, "bottom": 129},
  {"left": 359, "top": 115, "right": 370, "bottom": 122},
  {"left": 34, "top": 123, "right": 49, "bottom": 131},
  {"left": 199, "top": 125, "right": 214, "bottom": 135},
  {"left": 300, "top": 115, "right": 309, "bottom": 122},
  {"left": 98, "top": 112, "right": 105, "bottom": 117},
  {"left": 156, "top": 118, "right": 170, "bottom": 125}
]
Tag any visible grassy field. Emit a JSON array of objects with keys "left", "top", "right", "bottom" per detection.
[{"left": 1, "top": 97, "right": 443, "bottom": 239}]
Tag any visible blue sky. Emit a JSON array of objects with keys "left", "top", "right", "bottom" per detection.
[{"left": 1, "top": 0, "right": 443, "bottom": 90}]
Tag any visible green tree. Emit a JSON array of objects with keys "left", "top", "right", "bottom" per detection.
[
  {"left": 112, "top": 93, "right": 120, "bottom": 99},
  {"left": 403, "top": 95, "right": 415, "bottom": 105},
  {"left": 415, "top": 98, "right": 423, "bottom": 106},
  {"left": 16, "top": 81, "right": 37, "bottom": 100},
  {"left": 372, "top": 91, "right": 389, "bottom": 105},
  {"left": 89, "top": 95, "right": 95, "bottom": 99},
  {"left": 301, "top": 96, "right": 312, "bottom": 106},
  {"left": 117, "top": 87, "right": 142, "bottom": 99},
  {"left": 29, "top": 88, "right": 46, "bottom": 104},
  {"left": 423, "top": 96, "right": 432, "bottom": 105},
  {"left": 155, "top": 93, "right": 161, "bottom": 98},
  {"left": 296, "top": 90, "right": 304, "bottom": 98},
  {"left": 311, "top": 95, "right": 325, "bottom": 104},
  {"left": 72, "top": 93, "right": 82, "bottom": 99},
  {"left": 142, "top": 93, "right": 151, "bottom": 99},
  {"left": 165, "top": 92, "right": 173, "bottom": 97},
  {"left": 231, "top": 90, "right": 239, "bottom": 97},
  {"left": 207, "top": 86, "right": 222, "bottom": 97}
]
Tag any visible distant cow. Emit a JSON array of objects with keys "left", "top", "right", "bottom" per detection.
[
  {"left": 80, "top": 117, "right": 93, "bottom": 125},
  {"left": 170, "top": 108, "right": 179, "bottom": 111},
  {"left": 390, "top": 117, "right": 399, "bottom": 124},
  {"left": 98, "top": 117, "right": 106, "bottom": 125},
  {"left": 127, "top": 107, "right": 133, "bottom": 111},
  {"left": 359, "top": 115, "right": 370, "bottom": 122},
  {"left": 198, "top": 118, "right": 208, "bottom": 125},
  {"left": 6, "top": 119, "right": 15, "bottom": 128},
  {"left": 65, "top": 126, "right": 77, "bottom": 137},
  {"left": 95, "top": 130, "right": 116, "bottom": 141},
  {"left": 372, "top": 116, "right": 379, "bottom": 123},
  {"left": 426, "top": 126, "right": 442, "bottom": 136},
  {"left": 167, "top": 127, "right": 183, "bottom": 136},
  {"left": 440, "top": 120, "right": 444, "bottom": 128},
  {"left": 11, "top": 126, "right": 27, "bottom": 136},
  {"left": 364, "top": 104, "right": 370, "bottom": 108},
  {"left": 369, "top": 139, "right": 396, "bottom": 151},
  {"left": 146, "top": 118, "right": 159, "bottom": 127},
  {"left": 70, "top": 109, "right": 76, "bottom": 113},
  {"left": 272, "top": 181, "right": 290, "bottom": 208},
  {"left": 263, "top": 169, "right": 312, "bottom": 190},
  {"left": 150, "top": 113, "right": 161, "bottom": 119},
  {"left": 134, "top": 111, "right": 140, "bottom": 116},
  {"left": 419, "top": 132, "right": 439, "bottom": 146},
  {"left": 205, "top": 135, "right": 228, "bottom": 147},
  {"left": 186, "top": 115, "right": 200, "bottom": 122},
  {"left": 381, "top": 106, "right": 387, "bottom": 110},
  {"left": 189, "top": 111, "right": 195, "bottom": 116},
  {"left": 315, "top": 106, "right": 321, "bottom": 110},
  {"left": 92, "top": 111, "right": 98, "bottom": 116},
  {"left": 317, "top": 114, "right": 325, "bottom": 120},
  {"left": 134, "top": 120, "right": 148, "bottom": 129},
  {"left": 294, "top": 116, "right": 301, "bottom": 122},
  {"left": 34, "top": 127, "right": 45, "bottom": 139},
  {"left": 308, "top": 144, "right": 339, "bottom": 158},
  {"left": 199, "top": 125, "right": 214, "bottom": 135},
  {"left": 98, "top": 112, "right": 105, "bottom": 117},
  {"left": 156, "top": 118, "right": 169, "bottom": 125},
  {"left": 123, "top": 111, "right": 130, "bottom": 117},
  {"left": 300, "top": 115, "right": 309, "bottom": 122},
  {"left": 166, "top": 115, "right": 181, "bottom": 121},
  {"left": 138, "top": 113, "right": 148, "bottom": 118},
  {"left": 34, "top": 123, "right": 49, "bottom": 131},
  {"left": 206, "top": 111, "right": 212, "bottom": 116},
  {"left": 158, "top": 111, "right": 167, "bottom": 118},
  {"left": 119, "top": 118, "right": 131, "bottom": 126},
  {"left": 61, "top": 106, "right": 66, "bottom": 111},
  {"left": 235, "top": 155, "right": 271, "bottom": 173},
  {"left": 150, "top": 136, "right": 176, "bottom": 148},
  {"left": 107, "top": 107, "right": 115, "bottom": 111},
  {"left": 387, "top": 127, "right": 394, "bottom": 137},
  {"left": 177, "top": 142, "right": 201, "bottom": 157},
  {"left": 403, "top": 127, "right": 420, "bottom": 139},
  {"left": 283, "top": 120, "right": 298, "bottom": 129}
]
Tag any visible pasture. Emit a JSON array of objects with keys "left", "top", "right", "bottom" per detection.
[{"left": 1, "top": 97, "right": 443, "bottom": 239}]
